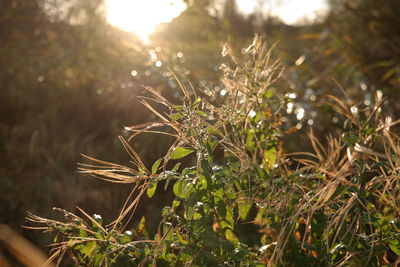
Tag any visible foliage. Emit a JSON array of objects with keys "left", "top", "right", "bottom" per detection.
[
  {"left": 1, "top": 0, "right": 399, "bottom": 265},
  {"left": 27, "top": 36, "right": 400, "bottom": 266},
  {"left": 328, "top": 0, "right": 400, "bottom": 93}
]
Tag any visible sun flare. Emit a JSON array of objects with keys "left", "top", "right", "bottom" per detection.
[{"left": 106, "top": 0, "right": 186, "bottom": 42}]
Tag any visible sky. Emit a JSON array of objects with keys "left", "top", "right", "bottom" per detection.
[
  {"left": 237, "top": 0, "right": 328, "bottom": 24},
  {"left": 106, "top": 0, "right": 328, "bottom": 42}
]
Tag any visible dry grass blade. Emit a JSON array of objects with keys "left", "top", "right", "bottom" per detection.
[
  {"left": 142, "top": 85, "right": 172, "bottom": 107},
  {"left": 140, "top": 100, "right": 170, "bottom": 123},
  {"left": 75, "top": 206, "right": 107, "bottom": 234},
  {"left": 78, "top": 153, "right": 144, "bottom": 183},
  {"left": 109, "top": 183, "right": 147, "bottom": 228},
  {"left": 326, "top": 94, "right": 358, "bottom": 126},
  {"left": 376, "top": 118, "right": 400, "bottom": 132},
  {"left": 172, "top": 71, "right": 190, "bottom": 100},
  {"left": 80, "top": 154, "right": 134, "bottom": 170},
  {"left": 78, "top": 169, "right": 144, "bottom": 183},
  {"left": 126, "top": 121, "right": 179, "bottom": 142},
  {"left": 354, "top": 143, "right": 388, "bottom": 159},
  {"left": 308, "top": 129, "right": 327, "bottom": 162},
  {"left": 332, "top": 77, "right": 351, "bottom": 102},
  {"left": 119, "top": 136, "right": 149, "bottom": 174}
]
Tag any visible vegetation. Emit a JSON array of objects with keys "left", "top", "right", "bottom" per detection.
[
  {"left": 27, "top": 37, "right": 400, "bottom": 266},
  {"left": 1, "top": 0, "right": 400, "bottom": 266}
]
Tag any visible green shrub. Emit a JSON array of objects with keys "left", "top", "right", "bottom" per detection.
[{"left": 27, "top": 36, "right": 400, "bottom": 266}]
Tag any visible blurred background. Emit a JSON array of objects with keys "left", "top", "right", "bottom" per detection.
[{"left": 1, "top": 0, "right": 399, "bottom": 263}]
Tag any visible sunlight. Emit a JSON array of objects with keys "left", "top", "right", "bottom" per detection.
[
  {"left": 106, "top": 0, "right": 327, "bottom": 43},
  {"left": 268, "top": 0, "right": 328, "bottom": 24},
  {"left": 105, "top": 0, "right": 186, "bottom": 43}
]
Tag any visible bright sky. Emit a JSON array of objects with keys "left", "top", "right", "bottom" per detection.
[
  {"left": 256, "top": 0, "right": 328, "bottom": 24},
  {"left": 106, "top": 0, "right": 328, "bottom": 42},
  {"left": 106, "top": 0, "right": 187, "bottom": 42}
]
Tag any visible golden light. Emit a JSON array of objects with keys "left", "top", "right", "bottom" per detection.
[{"left": 105, "top": 0, "right": 186, "bottom": 43}]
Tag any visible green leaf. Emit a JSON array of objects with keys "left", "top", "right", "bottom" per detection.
[
  {"left": 164, "top": 178, "right": 171, "bottom": 190},
  {"left": 245, "top": 130, "right": 255, "bottom": 150},
  {"left": 225, "top": 229, "right": 239, "bottom": 245},
  {"left": 263, "top": 148, "right": 276, "bottom": 169},
  {"left": 193, "top": 97, "right": 202, "bottom": 106},
  {"left": 264, "top": 89, "right": 273, "bottom": 98},
  {"left": 171, "top": 112, "right": 185, "bottom": 120},
  {"left": 197, "top": 110, "right": 208, "bottom": 117},
  {"left": 147, "top": 181, "right": 157, "bottom": 198},
  {"left": 225, "top": 189, "right": 236, "bottom": 200},
  {"left": 342, "top": 132, "right": 358, "bottom": 147},
  {"left": 389, "top": 239, "right": 400, "bottom": 256},
  {"left": 137, "top": 216, "right": 146, "bottom": 233},
  {"left": 173, "top": 105, "right": 185, "bottom": 110},
  {"left": 238, "top": 203, "right": 252, "bottom": 220},
  {"left": 173, "top": 180, "right": 183, "bottom": 197},
  {"left": 162, "top": 224, "right": 173, "bottom": 240},
  {"left": 93, "top": 253, "right": 102, "bottom": 266},
  {"left": 172, "top": 162, "right": 181, "bottom": 172},
  {"left": 79, "top": 241, "right": 97, "bottom": 258},
  {"left": 79, "top": 228, "right": 88, "bottom": 237},
  {"left": 173, "top": 180, "right": 193, "bottom": 198},
  {"left": 176, "top": 231, "right": 188, "bottom": 245},
  {"left": 151, "top": 158, "right": 163, "bottom": 174},
  {"left": 372, "top": 161, "right": 387, "bottom": 168},
  {"left": 172, "top": 200, "right": 181, "bottom": 209},
  {"left": 118, "top": 234, "right": 132, "bottom": 245},
  {"left": 171, "top": 147, "right": 194, "bottom": 160}
]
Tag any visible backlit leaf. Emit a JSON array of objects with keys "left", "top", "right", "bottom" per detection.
[
  {"left": 147, "top": 181, "right": 157, "bottom": 198},
  {"left": 151, "top": 158, "right": 162, "bottom": 174},
  {"left": 238, "top": 203, "right": 252, "bottom": 220},
  {"left": 171, "top": 147, "right": 194, "bottom": 160}
]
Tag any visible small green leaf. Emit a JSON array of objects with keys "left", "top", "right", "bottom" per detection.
[
  {"left": 372, "top": 161, "right": 387, "bottom": 168},
  {"left": 225, "top": 189, "right": 236, "bottom": 200},
  {"left": 164, "top": 178, "right": 171, "bottom": 190},
  {"left": 342, "top": 132, "right": 358, "bottom": 147},
  {"left": 171, "top": 112, "right": 185, "bottom": 120},
  {"left": 118, "top": 234, "right": 132, "bottom": 245},
  {"left": 193, "top": 97, "right": 202, "bottom": 106},
  {"left": 173, "top": 180, "right": 193, "bottom": 198},
  {"left": 137, "top": 216, "right": 146, "bottom": 233},
  {"left": 93, "top": 253, "right": 102, "bottom": 266},
  {"left": 238, "top": 203, "right": 252, "bottom": 220},
  {"left": 225, "top": 229, "right": 239, "bottom": 245},
  {"left": 147, "top": 181, "right": 157, "bottom": 198},
  {"left": 176, "top": 231, "right": 188, "bottom": 245},
  {"left": 151, "top": 158, "right": 163, "bottom": 174},
  {"left": 79, "top": 241, "right": 97, "bottom": 258},
  {"left": 172, "top": 200, "right": 180, "bottom": 209},
  {"left": 197, "top": 110, "right": 208, "bottom": 117},
  {"left": 264, "top": 89, "right": 273, "bottom": 98},
  {"left": 173, "top": 180, "right": 183, "bottom": 197},
  {"left": 263, "top": 148, "right": 276, "bottom": 169},
  {"left": 172, "top": 162, "right": 181, "bottom": 172},
  {"left": 138, "top": 166, "right": 146, "bottom": 174},
  {"left": 245, "top": 130, "right": 255, "bottom": 150},
  {"left": 173, "top": 105, "right": 185, "bottom": 110},
  {"left": 389, "top": 239, "right": 400, "bottom": 256},
  {"left": 171, "top": 147, "right": 194, "bottom": 160},
  {"left": 226, "top": 206, "right": 234, "bottom": 228},
  {"left": 79, "top": 228, "right": 88, "bottom": 237}
]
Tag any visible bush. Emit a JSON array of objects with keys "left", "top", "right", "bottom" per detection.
[{"left": 27, "top": 36, "right": 399, "bottom": 266}]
